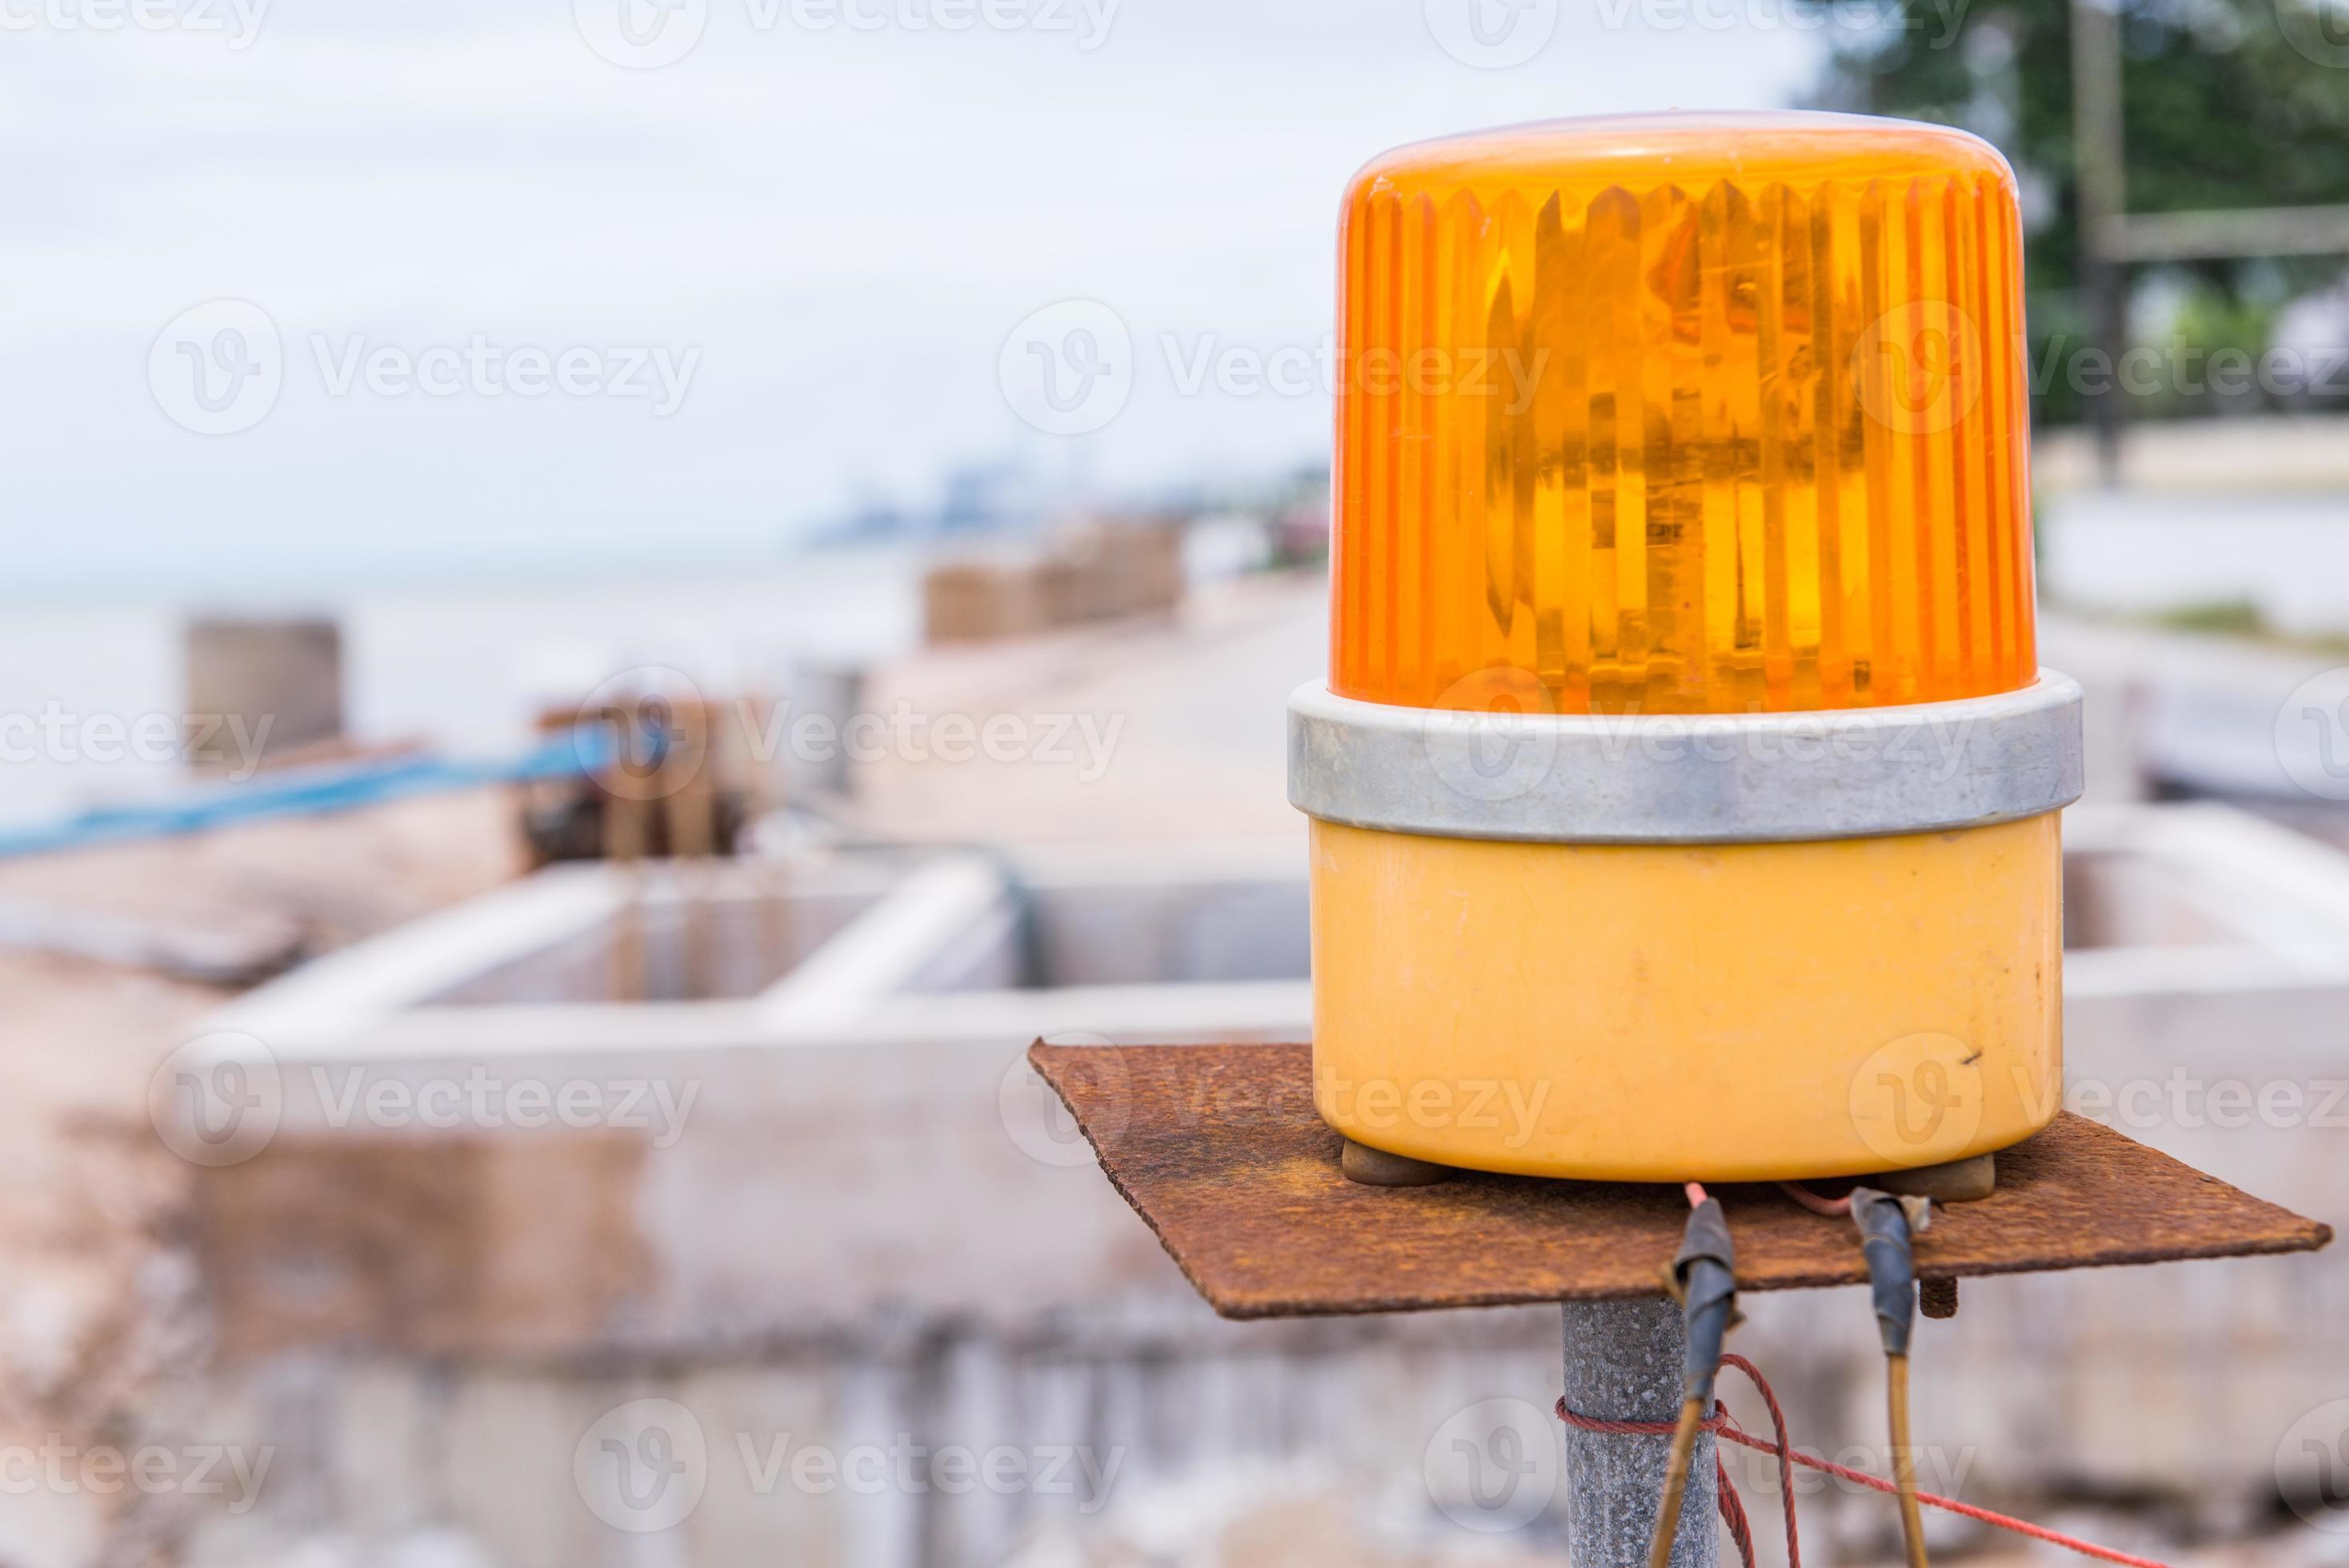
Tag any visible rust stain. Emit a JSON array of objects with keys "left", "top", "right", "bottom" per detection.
[{"left": 1030, "top": 1041, "right": 2333, "bottom": 1321}]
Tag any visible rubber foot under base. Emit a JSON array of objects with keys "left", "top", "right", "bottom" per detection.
[
  {"left": 1340, "top": 1139, "right": 1456, "bottom": 1187},
  {"left": 1874, "top": 1153, "right": 1998, "bottom": 1204}
]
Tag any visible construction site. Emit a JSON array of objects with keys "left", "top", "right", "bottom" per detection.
[
  {"left": 20, "top": 2, "right": 2349, "bottom": 1564},
  {"left": 0, "top": 474, "right": 2343, "bottom": 1562}
]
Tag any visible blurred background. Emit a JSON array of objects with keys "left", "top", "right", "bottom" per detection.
[{"left": 7, "top": 0, "right": 2349, "bottom": 1562}]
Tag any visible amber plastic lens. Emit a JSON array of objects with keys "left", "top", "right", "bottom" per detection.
[{"left": 1331, "top": 111, "right": 2035, "bottom": 715}]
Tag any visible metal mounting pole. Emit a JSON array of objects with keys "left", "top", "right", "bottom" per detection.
[{"left": 1563, "top": 1299, "right": 1717, "bottom": 1568}]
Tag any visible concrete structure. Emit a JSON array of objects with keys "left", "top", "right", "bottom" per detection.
[
  {"left": 184, "top": 615, "right": 344, "bottom": 770},
  {"left": 194, "top": 844, "right": 1308, "bottom": 1359},
  {"left": 163, "top": 806, "right": 2349, "bottom": 1566},
  {"left": 923, "top": 522, "right": 1185, "bottom": 646},
  {"left": 2043, "top": 614, "right": 2349, "bottom": 805}
]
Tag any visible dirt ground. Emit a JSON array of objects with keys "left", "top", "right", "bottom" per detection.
[{"left": 0, "top": 788, "right": 526, "bottom": 1566}]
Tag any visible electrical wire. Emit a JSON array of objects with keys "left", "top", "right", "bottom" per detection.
[
  {"left": 1572, "top": 1181, "right": 2163, "bottom": 1567},
  {"left": 1557, "top": 1362, "right": 2175, "bottom": 1567},
  {"left": 1647, "top": 1398, "right": 1710, "bottom": 1568},
  {"left": 1647, "top": 1180, "right": 1736, "bottom": 1567},
  {"left": 1775, "top": 1182, "right": 1939, "bottom": 1563},
  {"left": 1777, "top": 1181, "right": 1851, "bottom": 1216},
  {"left": 1851, "top": 1189, "right": 1931, "bottom": 1568},
  {"left": 1887, "top": 1352, "right": 1928, "bottom": 1568}
]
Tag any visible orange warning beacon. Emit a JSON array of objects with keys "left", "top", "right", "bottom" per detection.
[{"left": 1290, "top": 113, "right": 2080, "bottom": 1182}]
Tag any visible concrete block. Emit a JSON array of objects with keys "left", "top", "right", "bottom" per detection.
[
  {"left": 196, "top": 1134, "right": 650, "bottom": 1358},
  {"left": 184, "top": 617, "right": 343, "bottom": 770}
]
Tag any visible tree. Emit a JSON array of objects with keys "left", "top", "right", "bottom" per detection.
[{"left": 1811, "top": 0, "right": 2349, "bottom": 420}]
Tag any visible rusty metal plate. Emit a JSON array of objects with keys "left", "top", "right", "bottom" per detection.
[{"left": 1029, "top": 1042, "right": 2333, "bottom": 1319}]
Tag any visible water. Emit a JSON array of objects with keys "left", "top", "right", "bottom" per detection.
[{"left": 0, "top": 546, "right": 923, "bottom": 826}]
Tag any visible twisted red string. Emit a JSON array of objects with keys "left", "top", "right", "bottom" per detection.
[
  {"left": 1555, "top": 1354, "right": 1795, "bottom": 1568},
  {"left": 1555, "top": 1350, "right": 2170, "bottom": 1568},
  {"left": 1715, "top": 1448, "right": 1756, "bottom": 1568}
]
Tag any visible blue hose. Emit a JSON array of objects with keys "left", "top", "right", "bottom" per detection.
[{"left": 0, "top": 726, "right": 612, "bottom": 860}]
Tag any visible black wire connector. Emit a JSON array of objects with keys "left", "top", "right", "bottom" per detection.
[
  {"left": 1848, "top": 1187, "right": 1931, "bottom": 1356},
  {"left": 1665, "top": 1195, "right": 1741, "bottom": 1406},
  {"left": 1851, "top": 1186, "right": 1936, "bottom": 1568}
]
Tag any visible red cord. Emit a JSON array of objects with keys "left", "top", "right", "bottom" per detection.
[
  {"left": 1556, "top": 1351, "right": 2171, "bottom": 1567},
  {"left": 1715, "top": 1449, "right": 1757, "bottom": 1568},
  {"left": 1720, "top": 1353, "right": 1803, "bottom": 1566},
  {"left": 1558, "top": 1354, "right": 1796, "bottom": 1568}
]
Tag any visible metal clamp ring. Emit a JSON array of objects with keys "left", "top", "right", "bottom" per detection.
[{"left": 1287, "top": 672, "right": 2084, "bottom": 844}]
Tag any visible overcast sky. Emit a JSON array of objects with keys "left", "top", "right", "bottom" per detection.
[{"left": 2, "top": 0, "right": 1829, "bottom": 602}]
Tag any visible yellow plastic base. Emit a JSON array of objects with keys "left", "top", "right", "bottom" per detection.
[{"left": 1310, "top": 815, "right": 2063, "bottom": 1182}]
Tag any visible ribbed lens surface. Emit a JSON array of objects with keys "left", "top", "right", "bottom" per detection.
[{"left": 1332, "top": 112, "right": 2036, "bottom": 714}]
